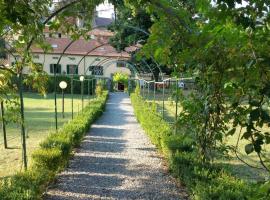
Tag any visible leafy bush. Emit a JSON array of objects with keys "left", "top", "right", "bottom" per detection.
[
  {"left": 14, "top": 75, "right": 96, "bottom": 94},
  {"left": 32, "top": 148, "right": 64, "bottom": 171},
  {"left": 131, "top": 93, "right": 268, "bottom": 200},
  {"left": 95, "top": 83, "right": 104, "bottom": 97},
  {"left": 0, "top": 91, "right": 108, "bottom": 200}
]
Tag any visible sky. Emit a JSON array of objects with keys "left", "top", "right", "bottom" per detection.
[{"left": 96, "top": 0, "right": 115, "bottom": 19}]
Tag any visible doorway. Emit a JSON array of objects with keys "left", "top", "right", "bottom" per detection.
[{"left": 118, "top": 82, "right": 125, "bottom": 92}]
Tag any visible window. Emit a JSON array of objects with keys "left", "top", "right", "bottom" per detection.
[
  {"left": 58, "top": 33, "right": 61, "bottom": 38},
  {"left": 89, "top": 65, "right": 103, "bottom": 76},
  {"left": 50, "top": 64, "right": 61, "bottom": 74},
  {"left": 67, "top": 65, "right": 78, "bottom": 75},
  {"left": 117, "top": 61, "right": 126, "bottom": 68}
]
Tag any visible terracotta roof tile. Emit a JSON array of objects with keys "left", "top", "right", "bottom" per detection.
[{"left": 31, "top": 38, "right": 130, "bottom": 58}]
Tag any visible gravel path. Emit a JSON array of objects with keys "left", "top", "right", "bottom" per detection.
[{"left": 45, "top": 93, "right": 188, "bottom": 200}]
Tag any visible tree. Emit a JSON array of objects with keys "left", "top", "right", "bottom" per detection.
[
  {"left": 126, "top": 0, "right": 270, "bottom": 173},
  {"left": 0, "top": 0, "right": 104, "bottom": 169}
]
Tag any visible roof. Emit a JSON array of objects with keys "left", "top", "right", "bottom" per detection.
[
  {"left": 0, "top": 59, "right": 9, "bottom": 66},
  {"left": 88, "top": 28, "right": 114, "bottom": 37},
  {"left": 31, "top": 38, "right": 130, "bottom": 58},
  {"left": 125, "top": 44, "right": 142, "bottom": 53},
  {"left": 94, "top": 17, "right": 114, "bottom": 28}
]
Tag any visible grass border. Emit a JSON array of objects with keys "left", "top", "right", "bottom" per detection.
[{"left": 0, "top": 91, "right": 108, "bottom": 200}]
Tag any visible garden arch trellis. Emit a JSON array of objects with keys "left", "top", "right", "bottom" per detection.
[{"left": 0, "top": 0, "right": 169, "bottom": 170}]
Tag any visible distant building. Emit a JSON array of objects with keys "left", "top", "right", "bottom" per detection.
[{"left": 7, "top": 15, "right": 135, "bottom": 78}]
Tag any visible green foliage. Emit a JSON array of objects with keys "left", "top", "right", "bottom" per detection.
[
  {"left": 108, "top": 3, "right": 152, "bottom": 51},
  {"left": 32, "top": 148, "right": 64, "bottom": 171},
  {"left": 127, "top": 0, "right": 270, "bottom": 172},
  {"left": 113, "top": 72, "right": 129, "bottom": 85},
  {"left": 131, "top": 93, "right": 269, "bottom": 199},
  {"left": 95, "top": 80, "right": 105, "bottom": 97},
  {"left": 15, "top": 75, "right": 96, "bottom": 94},
  {"left": 0, "top": 91, "right": 108, "bottom": 199},
  {"left": 131, "top": 93, "right": 171, "bottom": 148}
]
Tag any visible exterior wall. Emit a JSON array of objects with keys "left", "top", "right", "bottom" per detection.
[
  {"left": 9, "top": 53, "right": 131, "bottom": 78},
  {"left": 104, "top": 62, "right": 131, "bottom": 78}
]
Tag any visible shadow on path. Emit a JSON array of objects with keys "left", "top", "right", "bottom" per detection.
[{"left": 45, "top": 93, "right": 188, "bottom": 200}]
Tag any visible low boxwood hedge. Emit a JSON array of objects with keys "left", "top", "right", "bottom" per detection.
[
  {"left": 0, "top": 91, "right": 108, "bottom": 200},
  {"left": 131, "top": 93, "right": 269, "bottom": 200}
]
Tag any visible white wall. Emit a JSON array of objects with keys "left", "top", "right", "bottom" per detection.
[{"left": 9, "top": 53, "right": 132, "bottom": 78}]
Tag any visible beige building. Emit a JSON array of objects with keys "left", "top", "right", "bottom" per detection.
[{"left": 8, "top": 17, "right": 135, "bottom": 79}]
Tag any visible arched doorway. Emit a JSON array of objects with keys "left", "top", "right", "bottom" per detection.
[{"left": 117, "top": 82, "right": 125, "bottom": 91}]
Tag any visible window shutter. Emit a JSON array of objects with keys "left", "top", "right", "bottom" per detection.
[
  {"left": 50, "top": 64, "right": 53, "bottom": 73},
  {"left": 67, "top": 65, "right": 70, "bottom": 74},
  {"left": 57, "top": 64, "right": 61, "bottom": 74},
  {"left": 76, "top": 66, "right": 78, "bottom": 74}
]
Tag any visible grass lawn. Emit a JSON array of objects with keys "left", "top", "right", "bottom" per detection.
[
  {"left": 0, "top": 92, "right": 94, "bottom": 177},
  {"left": 144, "top": 88, "right": 269, "bottom": 182}
]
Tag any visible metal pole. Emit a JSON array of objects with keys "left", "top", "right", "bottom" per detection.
[
  {"left": 1, "top": 101, "right": 7, "bottom": 149},
  {"left": 54, "top": 69, "right": 58, "bottom": 131},
  {"left": 147, "top": 82, "right": 150, "bottom": 100},
  {"left": 18, "top": 72, "right": 27, "bottom": 170},
  {"left": 81, "top": 80, "right": 84, "bottom": 109},
  {"left": 175, "top": 79, "right": 178, "bottom": 135},
  {"left": 162, "top": 81, "right": 165, "bottom": 119},
  {"left": 153, "top": 82, "right": 156, "bottom": 102},
  {"left": 91, "top": 78, "right": 94, "bottom": 95},
  {"left": 143, "top": 81, "right": 145, "bottom": 98},
  {"left": 62, "top": 89, "right": 64, "bottom": 118},
  {"left": 71, "top": 76, "right": 74, "bottom": 119},
  {"left": 88, "top": 79, "right": 90, "bottom": 101},
  {"left": 93, "top": 79, "right": 95, "bottom": 96}
]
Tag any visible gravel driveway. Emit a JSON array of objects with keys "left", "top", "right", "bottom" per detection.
[{"left": 45, "top": 93, "right": 188, "bottom": 200}]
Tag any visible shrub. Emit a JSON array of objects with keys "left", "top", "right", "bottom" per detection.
[
  {"left": 0, "top": 91, "right": 108, "bottom": 199},
  {"left": 32, "top": 148, "right": 64, "bottom": 171},
  {"left": 14, "top": 75, "right": 96, "bottom": 94},
  {"left": 131, "top": 92, "right": 268, "bottom": 200}
]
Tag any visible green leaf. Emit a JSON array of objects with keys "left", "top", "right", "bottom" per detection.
[
  {"left": 245, "top": 144, "right": 254, "bottom": 155},
  {"left": 227, "top": 128, "right": 236, "bottom": 136},
  {"left": 254, "top": 138, "right": 263, "bottom": 153},
  {"left": 250, "top": 108, "right": 260, "bottom": 121},
  {"left": 242, "top": 131, "right": 251, "bottom": 140}
]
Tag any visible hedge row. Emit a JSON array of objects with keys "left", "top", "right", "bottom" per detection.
[
  {"left": 13, "top": 75, "right": 97, "bottom": 94},
  {"left": 0, "top": 91, "right": 108, "bottom": 200},
  {"left": 131, "top": 92, "right": 269, "bottom": 200}
]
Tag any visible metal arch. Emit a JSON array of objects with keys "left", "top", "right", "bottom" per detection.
[
  {"left": 75, "top": 42, "right": 110, "bottom": 69},
  {"left": 99, "top": 59, "right": 140, "bottom": 77},
  {"left": 150, "top": 56, "right": 164, "bottom": 80},
  {"left": 141, "top": 59, "right": 155, "bottom": 79},
  {"left": 91, "top": 57, "right": 140, "bottom": 77}
]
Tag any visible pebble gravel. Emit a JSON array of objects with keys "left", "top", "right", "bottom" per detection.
[{"left": 44, "top": 93, "right": 189, "bottom": 200}]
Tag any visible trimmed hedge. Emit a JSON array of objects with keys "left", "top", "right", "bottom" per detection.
[
  {"left": 131, "top": 93, "right": 269, "bottom": 200},
  {"left": 12, "top": 75, "right": 97, "bottom": 94},
  {"left": 0, "top": 91, "right": 108, "bottom": 200}
]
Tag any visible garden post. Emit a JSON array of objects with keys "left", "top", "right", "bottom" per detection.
[
  {"left": 143, "top": 80, "right": 145, "bottom": 98},
  {"left": 153, "top": 82, "right": 156, "bottom": 102},
  {"left": 71, "top": 76, "right": 74, "bottom": 119},
  {"left": 80, "top": 76, "right": 85, "bottom": 109},
  {"left": 62, "top": 89, "right": 65, "bottom": 118},
  {"left": 162, "top": 81, "right": 165, "bottom": 119},
  {"left": 175, "top": 79, "right": 179, "bottom": 134},
  {"left": 54, "top": 69, "right": 58, "bottom": 131},
  {"left": 59, "top": 81, "right": 67, "bottom": 119},
  {"left": 147, "top": 82, "right": 150, "bottom": 100},
  {"left": 18, "top": 72, "right": 27, "bottom": 170},
  {"left": 88, "top": 79, "right": 90, "bottom": 101},
  {"left": 0, "top": 101, "right": 7, "bottom": 149}
]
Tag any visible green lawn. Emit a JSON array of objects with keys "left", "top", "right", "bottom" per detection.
[
  {"left": 0, "top": 92, "right": 93, "bottom": 177},
  {"left": 144, "top": 88, "right": 269, "bottom": 182}
]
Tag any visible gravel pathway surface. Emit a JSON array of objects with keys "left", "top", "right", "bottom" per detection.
[{"left": 45, "top": 93, "right": 188, "bottom": 200}]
